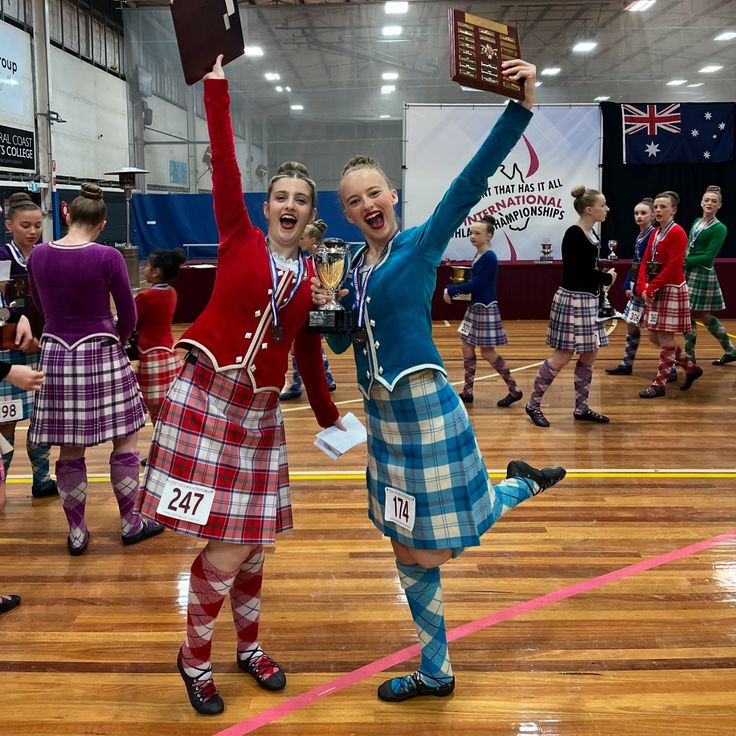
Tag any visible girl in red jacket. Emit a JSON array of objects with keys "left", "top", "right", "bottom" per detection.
[
  {"left": 637, "top": 191, "right": 703, "bottom": 398},
  {"left": 136, "top": 56, "right": 343, "bottom": 716},
  {"left": 134, "top": 248, "right": 186, "bottom": 424}
]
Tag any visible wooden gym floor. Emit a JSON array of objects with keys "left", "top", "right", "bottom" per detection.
[{"left": 1, "top": 319, "right": 735, "bottom": 736}]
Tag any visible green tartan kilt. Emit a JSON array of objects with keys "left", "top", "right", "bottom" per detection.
[{"left": 685, "top": 265, "right": 726, "bottom": 312}]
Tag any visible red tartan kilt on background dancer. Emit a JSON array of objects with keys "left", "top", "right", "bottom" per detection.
[{"left": 136, "top": 348, "right": 182, "bottom": 409}]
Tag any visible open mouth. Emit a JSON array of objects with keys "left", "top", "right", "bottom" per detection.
[
  {"left": 279, "top": 214, "right": 298, "bottom": 231},
  {"left": 365, "top": 211, "right": 385, "bottom": 231}
]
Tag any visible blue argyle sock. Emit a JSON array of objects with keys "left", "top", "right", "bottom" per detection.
[
  {"left": 490, "top": 476, "right": 539, "bottom": 518},
  {"left": 622, "top": 330, "right": 640, "bottom": 368},
  {"left": 396, "top": 561, "right": 453, "bottom": 685},
  {"left": 1, "top": 430, "right": 14, "bottom": 476},
  {"left": 27, "top": 441, "right": 53, "bottom": 489}
]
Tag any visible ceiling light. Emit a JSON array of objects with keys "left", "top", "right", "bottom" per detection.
[
  {"left": 382, "top": 72, "right": 399, "bottom": 80},
  {"left": 541, "top": 67, "right": 561, "bottom": 76},
  {"left": 275, "top": 86, "right": 283, "bottom": 92},
  {"left": 572, "top": 41, "right": 597, "bottom": 52},
  {"left": 625, "top": 0, "right": 656, "bottom": 10},
  {"left": 264, "top": 72, "right": 280, "bottom": 81},
  {"left": 535, "top": 81, "right": 542, "bottom": 87},
  {"left": 714, "top": 31, "right": 736, "bottom": 41},
  {"left": 385, "top": 1, "right": 408, "bottom": 13},
  {"left": 594, "top": 96, "right": 610, "bottom": 101},
  {"left": 699, "top": 65, "right": 723, "bottom": 73},
  {"left": 666, "top": 79, "right": 687, "bottom": 86},
  {"left": 381, "top": 85, "right": 396, "bottom": 94},
  {"left": 290, "top": 104, "right": 303, "bottom": 111},
  {"left": 380, "top": 114, "right": 391, "bottom": 119},
  {"left": 244, "top": 46, "right": 264, "bottom": 57},
  {"left": 382, "top": 25, "right": 402, "bottom": 37},
  {"left": 285, "top": 86, "right": 292, "bottom": 92},
  {"left": 687, "top": 82, "right": 704, "bottom": 88}
]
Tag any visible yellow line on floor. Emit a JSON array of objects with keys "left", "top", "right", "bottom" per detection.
[{"left": 9, "top": 469, "right": 736, "bottom": 484}]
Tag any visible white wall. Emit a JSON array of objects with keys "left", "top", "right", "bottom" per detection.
[{"left": 49, "top": 46, "right": 129, "bottom": 179}]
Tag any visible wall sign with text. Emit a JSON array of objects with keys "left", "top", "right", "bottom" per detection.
[{"left": 0, "top": 124, "right": 35, "bottom": 170}]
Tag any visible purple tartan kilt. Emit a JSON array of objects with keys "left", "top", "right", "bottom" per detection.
[
  {"left": 643, "top": 283, "right": 692, "bottom": 333},
  {"left": 547, "top": 288, "right": 608, "bottom": 353},
  {"left": 136, "top": 349, "right": 292, "bottom": 544},
  {"left": 28, "top": 337, "right": 147, "bottom": 447},
  {"left": 459, "top": 302, "right": 509, "bottom": 347}
]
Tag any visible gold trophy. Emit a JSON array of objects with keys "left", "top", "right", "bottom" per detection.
[
  {"left": 450, "top": 265, "right": 472, "bottom": 301},
  {"left": 308, "top": 238, "right": 354, "bottom": 333}
]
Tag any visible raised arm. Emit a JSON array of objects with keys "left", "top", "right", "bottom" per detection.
[
  {"left": 203, "top": 55, "right": 256, "bottom": 251},
  {"left": 411, "top": 60, "right": 536, "bottom": 266}
]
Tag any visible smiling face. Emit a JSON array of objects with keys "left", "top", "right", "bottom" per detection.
[
  {"left": 263, "top": 178, "right": 316, "bottom": 250},
  {"left": 339, "top": 168, "right": 399, "bottom": 248},
  {"left": 701, "top": 191, "right": 722, "bottom": 218},
  {"left": 6, "top": 208, "right": 42, "bottom": 249},
  {"left": 634, "top": 202, "right": 654, "bottom": 231},
  {"left": 586, "top": 194, "right": 609, "bottom": 223},
  {"left": 469, "top": 222, "right": 492, "bottom": 250},
  {"left": 653, "top": 196, "right": 676, "bottom": 226}
]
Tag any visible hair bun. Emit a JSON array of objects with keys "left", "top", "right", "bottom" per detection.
[
  {"left": 312, "top": 219, "right": 328, "bottom": 235},
  {"left": 171, "top": 247, "right": 187, "bottom": 265},
  {"left": 705, "top": 185, "right": 721, "bottom": 194},
  {"left": 80, "top": 183, "right": 103, "bottom": 201},
  {"left": 276, "top": 160, "right": 310, "bottom": 177},
  {"left": 570, "top": 184, "right": 586, "bottom": 198},
  {"left": 8, "top": 192, "right": 34, "bottom": 207}
]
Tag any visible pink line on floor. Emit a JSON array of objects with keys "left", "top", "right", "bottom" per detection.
[{"left": 213, "top": 529, "right": 736, "bottom": 736}]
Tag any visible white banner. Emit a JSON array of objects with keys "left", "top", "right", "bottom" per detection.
[
  {"left": 404, "top": 104, "right": 601, "bottom": 261},
  {"left": 0, "top": 20, "right": 34, "bottom": 126}
]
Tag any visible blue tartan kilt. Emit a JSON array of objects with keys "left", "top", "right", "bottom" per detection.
[
  {"left": 622, "top": 295, "right": 646, "bottom": 326},
  {"left": 363, "top": 369, "right": 494, "bottom": 550},
  {"left": 547, "top": 288, "right": 608, "bottom": 353},
  {"left": 459, "top": 302, "right": 509, "bottom": 347},
  {"left": 0, "top": 349, "right": 40, "bottom": 422}
]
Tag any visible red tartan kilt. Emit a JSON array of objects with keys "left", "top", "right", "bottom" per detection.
[
  {"left": 136, "top": 349, "right": 292, "bottom": 544},
  {"left": 136, "top": 348, "right": 182, "bottom": 405},
  {"left": 643, "top": 283, "right": 691, "bottom": 333}
]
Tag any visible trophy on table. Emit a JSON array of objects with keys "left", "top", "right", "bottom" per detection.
[
  {"left": 449, "top": 265, "right": 472, "bottom": 301},
  {"left": 308, "top": 238, "right": 354, "bottom": 333},
  {"left": 607, "top": 239, "right": 619, "bottom": 261},
  {"left": 538, "top": 239, "right": 554, "bottom": 262}
]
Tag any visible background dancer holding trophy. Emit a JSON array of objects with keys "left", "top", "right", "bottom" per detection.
[
  {"left": 682, "top": 186, "right": 735, "bottom": 366},
  {"left": 524, "top": 185, "right": 615, "bottom": 427},
  {"left": 442, "top": 215, "right": 522, "bottom": 407},
  {"left": 280, "top": 219, "right": 337, "bottom": 400},
  {"left": 637, "top": 191, "right": 703, "bottom": 398},
  {"left": 606, "top": 198, "right": 656, "bottom": 376},
  {"left": 136, "top": 55, "right": 343, "bottom": 717},
  {"left": 314, "top": 59, "right": 567, "bottom": 704}
]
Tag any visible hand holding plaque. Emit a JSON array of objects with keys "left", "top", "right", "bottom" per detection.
[
  {"left": 449, "top": 9, "right": 526, "bottom": 101},
  {"left": 308, "top": 239, "right": 354, "bottom": 333}
]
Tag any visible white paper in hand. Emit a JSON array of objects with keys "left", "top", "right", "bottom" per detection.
[{"left": 314, "top": 412, "right": 367, "bottom": 460}]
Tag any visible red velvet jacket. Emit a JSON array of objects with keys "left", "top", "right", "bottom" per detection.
[
  {"left": 636, "top": 221, "right": 688, "bottom": 300},
  {"left": 179, "top": 79, "right": 338, "bottom": 428}
]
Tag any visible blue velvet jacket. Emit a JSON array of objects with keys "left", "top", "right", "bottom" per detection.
[{"left": 327, "top": 100, "right": 533, "bottom": 397}]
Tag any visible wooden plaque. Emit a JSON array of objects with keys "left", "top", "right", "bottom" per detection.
[
  {"left": 449, "top": 9, "right": 524, "bottom": 100},
  {"left": 170, "top": 0, "right": 245, "bottom": 86}
]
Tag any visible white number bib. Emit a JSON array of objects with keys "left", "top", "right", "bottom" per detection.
[
  {"left": 0, "top": 399, "right": 22, "bottom": 422},
  {"left": 157, "top": 478, "right": 215, "bottom": 526},
  {"left": 385, "top": 486, "right": 416, "bottom": 532},
  {"left": 647, "top": 310, "right": 659, "bottom": 327},
  {"left": 627, "top": 303, "right": 643, "bottom": 325},
  {"left": 458, "top": 320, "right": 472, "bottom": 337}
]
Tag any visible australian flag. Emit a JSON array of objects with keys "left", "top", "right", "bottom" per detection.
[{"left": 622, "top": 102, "right": 734, "bottom": 164}]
